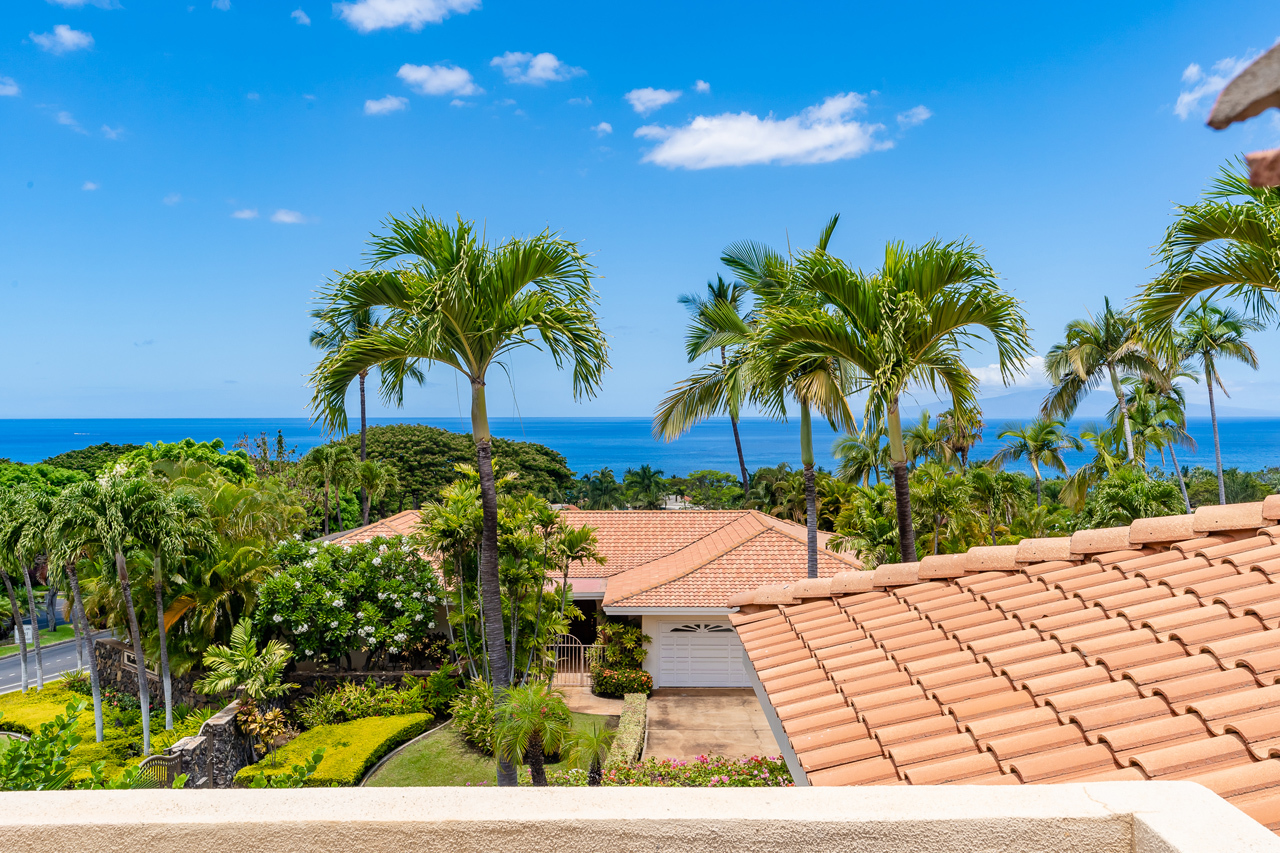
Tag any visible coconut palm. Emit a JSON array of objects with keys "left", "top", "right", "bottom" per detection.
[
  {"left": 492, "top": 680, "right": 572, "bottom": 786},
  {"left": 1117, "top": 377, "right": 1196, "bottom": 511},
  {"left": 355, "top": 459, "right": 400, "bottom": 527},
  {"left": 994, "top": 418, "right": 1082, "bottom": 507},
  {"left": 623, "top": 464, "right": 666, "bottom": 510},
  {"left": 725, "top": 215, "right": 855, "bottom": 578},
  {"left": 309, "top": 214, "right": 608, "bottom": 787},
  {"left": 1057, "top": 423, "right": 1126, "bottom": 511},
  {"left": 754, "top": 238, "right": 1031, "bottom": 563},
  {"left": 565, "top": 722, "right": 615, "bottom": 786},
  {"left": 1137, "top": 160, "right": 1280, "bottom": 330},
  {"left": 1042, "top": 298, "right": 1165, "bottom": 462},
  {"left": 654, "top": 277, "right": 755, "bottom": 494},
  {"left": 301, "top": 444, "right": 357, "bottom": 535},
  {"left": 1175, "top": 299, "right": 1262, "bottom": 505},
  {"left": 966, "top": 468, "right": 1025, "bottom": 546},
  {"left": 937, "top": 406, "right": 984, "bottom": 469}
]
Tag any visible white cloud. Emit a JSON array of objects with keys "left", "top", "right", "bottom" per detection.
[
  {"left": 247, "top": 92, "right": 260, "bottom": 101},
  {"left": 1176, "top": 52, "right": 1257, "bottom": 119},
  {"left": 31, "top": 25, "right": 94, "bottom": 54},
  {"left": 972, "top": 355, "right": 1048, "bottom": 390},
  {"left": 365, "top": 94, "right": 408, "bottom": 115},
  {"left": 82, "top": 181, "right": 98, "bottom": 191},
  {"left": 46, "top": 0, "right": 119, "bottom": 7},
  {"left": 635, "top": 92, "right": 891, "bottom": 170},
  {"left": 0, "top": 77, "right": 19, "bottom": 97},
  {"left": 53, "top": 110, "right": 87, "bottom": 133},
  {"left": 397, "top": 63, "right": 481, "bottom": 96},
  {"left": 101, "top": 124, "right": 123, "bottom": 139},
  {"left": 271, "top": 208, "right": 306, "bottom": 223},
  {"left": 291, "top": 8, "right": 311, "bottom": 24},
  {"left": 567, "top": 96, "right": 591, "bottom": 106},
  {"left": 694, "top": 79, "right": 710, "bottom": 94},
  {"left": 231, "top": 208, "right": 258, "bottom": 219},
  {"left": 163, "top": 193, "right": 182, "bottom": 205},
  {"left": 625, "top": 87, "right": 681, "bottom": 116},
  {"left": 212, "top": 0, "right": 231, "bottom": 9},
  {"left": 490, "top": 52, "right": 584, "bottom": 85},
  {"left": 592, "top": 121, "right": 612, "bottom": 136},
  {"left": 449, "top": 98, "right": 471, "bottom": 107},
  {"left": 335, "top": 0, "right": 479, "bottom": 33},
  {"left": 896, "top": 105, "right": 931, "bottom": 128}
]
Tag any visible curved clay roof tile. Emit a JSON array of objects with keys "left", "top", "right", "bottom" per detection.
[
  {"left": 829, "top": 570, "right": 876, "bottom": 594},
  {"left": 1193, "top": 502, "right": 1266, "bottom": 534},
  {"left": 1129, "top": 514, "right": 1197, "bottom": 545},
  {"left": 1069, "top": 526, "right": 1132, "bottom": 555},
  {"left": 1014, "top": 537, "right": 1073, "bottom": 565}
]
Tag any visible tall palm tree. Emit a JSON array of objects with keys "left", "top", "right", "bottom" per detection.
[
  {"left": 56, "top": 475, "right": 170, "bottom": 755},
  {"left": 755, "top": 238, "right": 1031, "bottom": 563},
  {"left": 911, "top": 460, "right": 974, "bottom": 556},
  {"left": 1175, "top": 299, "right": 1262, "bottom": 505},
  {"left": 994, "top": 418, "right": 1082, "bottom": 506},
  {"left": 0, "top": 560, "right": 29, "bottom": 693},
  {"left": 309, "top": 214, "right": 607, "bottom": 787},
  {"left": 903, "top": 411, "right": 945, "bottom": 468},
  {"left": 937, "top": 406, "right": 984, "bottom": 468},
  {"left": 301, "top": 444, "right": 357, "bottom": 535},
  {"left": 834, "top": 422, "right": 889, "bottom": 486},
  {"left": 726, "top": 215, "right": 854, "bottom": 579},
  {"left": 654, "top": 277, "right": 755, "bottom": 493},
  {"left": 0, "top": 488, "right": 55, "bottom": 690},
  {"left": 1137, "top": 160, "right": 1280, "bottom": 330},
  {"left": 1042, "top": 297, "right": 1164, "bottom": 462},
  {"left": 1118, "top": 377, "right": 1196, "bottom": 511},
  {"left": 355, "top": 459, "right": 399, "bottom": 526}
]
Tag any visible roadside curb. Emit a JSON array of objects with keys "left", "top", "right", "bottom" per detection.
[
  {"left": 358, "top": 718, "right": 451, "bottom": 787},
  {"left": 0, "top": 631, "right": 109, "bottom": 662}
]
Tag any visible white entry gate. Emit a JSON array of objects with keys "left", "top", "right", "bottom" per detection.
[{"left": 550, "top": 635, "right": 601, "bottom": 687}]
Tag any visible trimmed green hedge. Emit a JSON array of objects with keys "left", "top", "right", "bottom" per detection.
[
  {"left": 605, "top": 693, "right": 646, "bottom": 769},
  {"left": 235, "top": 713, "right": 433, "bottom": 787},
  {"left": 591, "top": 666, "right": 652, "bottom": 698}
]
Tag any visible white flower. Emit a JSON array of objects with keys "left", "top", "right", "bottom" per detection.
[
  {"left": 427, "top": 595, "right": 436, "bottom": 603},
  {"left": 428, "top": 622, "right": 435, "bottom": 629},
  {"left": 294, "top": 533, "right": 302, "bottom": 541},
  {"left": 414, "top": 614, "right": 422, "bottom": 621},
  {"left": 273, "top": 614, "right": 283, "bottom": 623},
  {"left": 372, "top": 557, "right": 382, "bottom": 567},
  {"left": 332, "top": 598, "right": 344, "bottom": 608},
  {"left": 308, "top": 547, "right": 318, "bottom": 555},
  {"left": 297, "top": 623, "right": 309, "bottom": 632},
  {"left": 395, "top": 575, "right": 403, "bottom": 581},
  {"left": 412, "top": 591, "right": 421, "bottom": 599},
  {"left": 329, "top": 620, "right": 339, "bottom": 628},
  {"left": 378, "top": 544, "right": 388, "bottom": 554},
  {"left": 359, "top": 612, "right": 367, "bottom": 620},
  {"left": 394, "top": 632, "right": 407, "bottom": 642},
  {"left": 377, "top": 592, "right": 386, "bottom": 600},
  {"left": 294, "top": 581, "right": 302, "bottom": 590},
  {"left": 305, "top": 649, "right": 313, "bottom": 656},
  {"left": 389, "top": 646, "right": 399, "bottom": 653}
]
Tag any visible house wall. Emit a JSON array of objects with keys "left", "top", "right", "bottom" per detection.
[{"left": 640, "top": 615, "right": 660, "bottom": 687}]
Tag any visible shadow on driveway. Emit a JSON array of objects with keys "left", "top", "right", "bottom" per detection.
[{"left": 644, "top": 688, "right": 781, "bottom": 760}]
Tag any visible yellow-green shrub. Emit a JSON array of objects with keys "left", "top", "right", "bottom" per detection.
[{"left": 235, "top": 713, "right": 432, "bottom": 787}]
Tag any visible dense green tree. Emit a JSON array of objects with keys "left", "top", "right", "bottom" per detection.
[
  {"left": 834, "top": 423, "right": 889, "bottom": 487},
  {"left": 670, "top": 470, "right": 743, "bottom": 509},
  {"left": 118, "top": 439, "right": 255, "bottom": 484},
  {"left": 0, "top": 462, "right": 87, "bottom": 494},
  {"left": 1076, "top": 467, "right": 1185, "bottom": 528},
  {"left": 623, "top": 464, "right": 666, "bottom": 509},
  {"left": 40, "top": 443, "right": 141, "bottom": 475},
  {"left": 301, "top": 444, "right": 357, "bottom": 535}
]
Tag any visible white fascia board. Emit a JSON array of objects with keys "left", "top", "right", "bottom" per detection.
[{"left": 603, "top": 606, "right": 731, "bottom": 616}]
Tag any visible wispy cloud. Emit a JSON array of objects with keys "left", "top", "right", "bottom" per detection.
[
  {"left": 896, "top": 105, "right": 931, "bottom": 129},
  {"left": 592, "top": 121, "right": 612, "bottom": 136},
  {"left": 53, "top": 110, "right": 87, "bottom": 133},
  {"left": 625, "top": 87, "right": 681, "bottom": 116},
  {"left": 291, "top": 8, "right": 311, "bottom": 25},
  {"left": 1176, "top": 53, "right": 1257, "bottom": 120},
  {"left": 101, "top": 124, "right": 123, "bottom": 139},
  {"left": 973, "top": 355, "right": 1048, "bottom": 390},
  {"left": 335, "top": 0, "right": 479, "bottom": 33},
  {"left": 365, "top": 94, "right": 408, "bottom": 115},
  {"left": 0, "top": 77, "right": 19, "bottom": 97},
  {"left": 31, "top": 25, "right": 94, "bottom": 54},
  {"left": 163, "top": 193, "right": 182, "bottom": 205},
  {"left": 82, "top": 181, "right": 98, "bottom": 191},
  {"left": 271, "top": 208, "right": 306, "bottom": 224},
  {"left": 212, "top": 0, "right": 231, "bottom": 10},
  {"left": 491, "top": 52, "right": 584, "bottom": 85},
  {"left": 635, "top": 93, "right": 892, "bottom": 170},
  {"left": 46, "top": 0, "right": 120, "bottom": 7},
  {"left": 231, "top": 208, "right": 258, "bottom": 219},
  {"left": 397, "top": 63, "right": 481, "bottom": 96},
  {"left": 567, "top": 96, "right": 591, "bottom": 106},
  {"left": 694, "top": 80, "right": 710, "bottom": 94}
]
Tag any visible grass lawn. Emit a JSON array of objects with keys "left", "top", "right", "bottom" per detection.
[
  {"left": 365, "top": 712, "right": 614, "bottom": 787},
  {"left": 1, "top": 624, "right": 77, "bottom": 658}
]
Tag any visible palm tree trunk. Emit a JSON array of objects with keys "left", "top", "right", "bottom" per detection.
[
  {"left": 723, "top": 347, "right": 750, "bottom": 496},
  {"left": 115, "top": 549, "right": 152, "bottom": 756},
  {"left": 1207, "top": 367, "right": 1226, "bottom": 505},
  {"left": 933, "top": 514, "right": 940, "bottom": 556},
  {"left": 470, "top": 378, "right": 516, "bottom": 787},
  {"left": 1034, "top": 475, "right": 1043, "bottom": 507},
  {"left": 359, "top": 370, "right": 369, "bottom": 524},
  {"left": 886, "top": 404, "right": 918, "bottom": 563},
  {"left": 1, "top": 571, "right": 28, "bottom": 692},
  {"left": 21, "top": 565, "right": 44, "bottom": 689},
  {"left": 522, "top": 536, "right": 550, "bottom": 683},
  {"left": 453, "top": 555, "right": 477, "bottom": 680},
  {"left": 152, "top": 552, "right": 174, "bottom": 730},
  {"left": 588, "top": 758, "right": 602, "bottom": 786},
  {"left": 322, "top": 481, "right": 331, "bottom": 536},
  {"left": 335, "top": 489, "right": 344, "bottom": 530},
  {"left": 1169, "top": 443, "right": 1191, "bottom": 512},
  {"left": 1110, "top": 365, "right": 1135, "bottom": 462},
  {"left": 528, "top": 734, "right": 547, "bottom": 786},
  {"left": 800, "top": 404, "right": 819, "bottom": 580},
  {"left": 65, "top": 560, "right": 103, "bottom": 742},
  {"left": 987, "top": 507, "right": 996, "bottom": 547}
]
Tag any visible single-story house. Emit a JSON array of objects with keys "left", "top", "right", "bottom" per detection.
[
  {"left": 331, "top": 508, "right": 861, "bottom": 689},
  {"left": 728, "top": 498, "right": 1280, "bottom": 836}
]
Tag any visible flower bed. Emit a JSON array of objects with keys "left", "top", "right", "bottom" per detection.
[
  {"left": 549, "top": 754, "right": 791, "bottom": 787},
  {"left": 235, "top": 712, "right": 433, "bottom": 787},
  {"left": 590, "top": 666, "right": 651, "bottom": 698}
]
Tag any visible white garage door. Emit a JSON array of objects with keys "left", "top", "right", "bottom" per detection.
[{"left": 658, "top": 621, "right": 749, "bottom": 687}]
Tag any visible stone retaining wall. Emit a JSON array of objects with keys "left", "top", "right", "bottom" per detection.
[{"left": 93, "top": 639, "right": 219, "bottom": 710}]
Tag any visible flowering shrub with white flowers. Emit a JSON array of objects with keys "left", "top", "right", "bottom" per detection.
[{"left": 255, "top": 536, "right": 445, "bottom": 666}]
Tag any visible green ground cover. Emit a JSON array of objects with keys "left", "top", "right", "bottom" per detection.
[
  {"left": 0, "top": 625, "right": 77, "bottom": 658},
  {"left": 236, "top": 713, "right": 435, "bottom": 787},
  {"left": 364, "top": 712, "right": 613, "bottom": 787}
]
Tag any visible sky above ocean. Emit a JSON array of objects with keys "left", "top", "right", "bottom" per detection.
[{"left": 2, "top": 1, "right": 1280, "bottom": 422}]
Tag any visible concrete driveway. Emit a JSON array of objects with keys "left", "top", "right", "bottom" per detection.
[{"left": 644, "top": 688, "right": 781, "bottom": 760}]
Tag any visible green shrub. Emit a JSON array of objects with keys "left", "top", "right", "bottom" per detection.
[
  {"left": 549, "top": 754, "right": 791, "bottom": 787},
  {"left": 605, "top": 693, "right": 646, "bottom": 769},
  {"left": 295, "top": 666, "right": 461, "bottom": 729},
  {"left": 235, "top": 713, "right": 432, "bottom": 787},
  {"left": 62, "top": 671, "right": 92, "bottom": 696},
  {"left": 596, "top": 622, "right": 650, "bottom": 669},
  {"left": 448, "top": 680, "right": 494, "bottom": 754},
  {"left": 590, "top": 666, "right": 651, "bottom": 699}
]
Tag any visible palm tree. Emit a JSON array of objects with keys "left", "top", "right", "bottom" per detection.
[
  {"left": 355, "top": 459, "right": 399, "bottom": 527},
  {"left": 56, "top": 476, "right": 169, "bottom": 755},
  {"left": 834, "top": 422, "right": 889, "bottom": 486},
  {"left": 580, "top": 469, "right": 626, "bottom": 510},
  {"left": 1118, "top": 377, "right": 1196, "bottom": 511},
  {"left": 994, "top": 418, "right": 1082, "bottom": 506},
  {"left": 1175, "top": 298, "right": 1262, "bottom": 505},
  {"left": 301, "top": 444, "right": 357, "bottom": 535},
  {"left": 967, "top": 467, "right": 1025, "bottom": 546},
  {"left": 0, "top": 488, "right": 56, "bottom": 690},
  {"left": 903, "top": 411, "right": 945, "bottom": 468},
  {"left": 726, "top": 215, "right": 855, "bottom": 579},
  {"left": 194, "top": 618, "right": 296, "bottom": 701},
  {"left": 309, "top": 214, "right": 607, "bottom": 787},
  {"left": 1060, "top": 422, "right": 1128, "bottom": 511},
  {"left": 493, "top": 680, "right": 572, "bottom": 786},
  {"left": 565, "top": 722, "right": 615, "bottom": 786},
  {"left": 911, "top": 461, "right": 974, "bottom": 556},
  {"left": 0, "top": 560, "right": 29, "bottom": 693},
  {"left": 937, "top": 406, "right": 984, "bottom": 468},
  {"left": 1137, "top": 160, "right": 1280, "bottom": 330},
  {"left": 755, "top": 238, "right": 1031, "bottom": 563},
  {"left": 623, "top": 464, "right": 666, "bottom": 509},
  {"left": 1042, "top": 297, "right": 1164, "bottom": 462},
  {"left": 655, "top": 277, "right": 755, "bottom": 494}
]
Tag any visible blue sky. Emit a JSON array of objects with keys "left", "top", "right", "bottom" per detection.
[{"left": 2, "top": 0, "right": 1279, "bottom": 424}]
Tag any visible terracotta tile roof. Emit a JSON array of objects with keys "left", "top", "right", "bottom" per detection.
[
  {"left": 327, "top": 510, "right": 424, "bottom": 545},
  {"left": 730, "top": 500, "right": 1280, "bottom": 835}
]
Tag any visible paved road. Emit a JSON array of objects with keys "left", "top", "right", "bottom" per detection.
[{"left": 0, "top": 632, "right": 110, "bottom": 695}]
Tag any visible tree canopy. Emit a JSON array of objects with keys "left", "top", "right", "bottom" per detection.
[{"left": 40, "top": 443, "right": 141, "bottom": 475}]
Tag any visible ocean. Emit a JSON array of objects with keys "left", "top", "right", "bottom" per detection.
[{"left": 2, "top": 416, "right": 1280, "bottom": 480}]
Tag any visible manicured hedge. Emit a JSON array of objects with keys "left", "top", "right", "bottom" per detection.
[
  {"left": 605, "top": 693, "right": 646, "bottom": 769},
  {"left": 236, "top": 713, "right": 433, "bottom": 787},
  {"left": 590, "top": 666, "right": 652, "bottom": 699}
]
